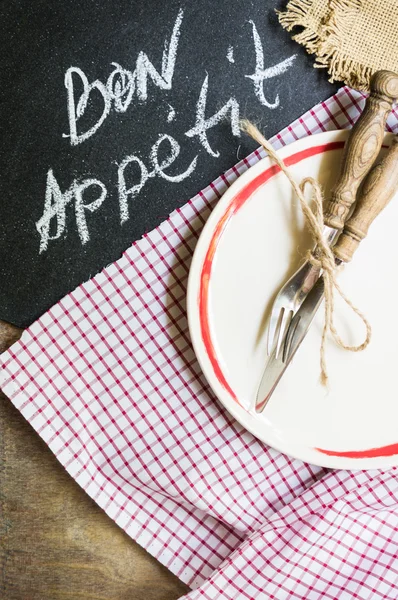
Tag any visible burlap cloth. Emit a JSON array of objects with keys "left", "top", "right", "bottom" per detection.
[{"left": 279, "top": 0, "right": 398, "bottom": 91}]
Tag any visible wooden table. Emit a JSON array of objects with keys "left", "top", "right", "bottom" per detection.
[{"left": 0, "top": 321, "right": 189, "bottom": 599}]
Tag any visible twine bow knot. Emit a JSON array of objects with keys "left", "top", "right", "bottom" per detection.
[{"left": 241, "top": 120, "right": 371, "bottom": 384}]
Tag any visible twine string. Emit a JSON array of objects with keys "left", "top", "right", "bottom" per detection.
[{"left": 241, "top": 120, "right": 371, "bottom": 384}]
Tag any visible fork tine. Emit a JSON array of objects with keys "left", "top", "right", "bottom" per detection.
[
  {"left": 275, "top": 308, "right": 293, "bottom": 358},
  {"left": 267, "top": 306, "right": 282, "bottom": 355},
  {"left": 266, "top": 261, "right": 322, "bottom": 355}
]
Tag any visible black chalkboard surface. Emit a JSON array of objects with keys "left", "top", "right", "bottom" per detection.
[{"left": 0, "top": 0, "right": 338, "bottom": 327}]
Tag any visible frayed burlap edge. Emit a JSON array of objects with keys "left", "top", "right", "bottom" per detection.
[{"left": 278, "top": 0, "right": 372, "bottom": 91}]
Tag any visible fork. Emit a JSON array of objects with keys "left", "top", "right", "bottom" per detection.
[{"left": 267, "top": 70, "right": 398, "bottom": 356}]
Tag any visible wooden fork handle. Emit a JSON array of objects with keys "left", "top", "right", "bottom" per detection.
[
  {"left": 324, "top": 70, "right": 398, "bottom": 231},
  {"left": 333, "top": 135, "right": 398, "bottom": 262}
]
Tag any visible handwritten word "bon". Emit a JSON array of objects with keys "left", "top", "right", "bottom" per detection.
[{"left": 63, "top": 9, "right": 183, "bottom": 145}]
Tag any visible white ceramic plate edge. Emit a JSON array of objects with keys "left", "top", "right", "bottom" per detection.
[{"left": 187, "top": 130, "right": 398, "bottom": 470}]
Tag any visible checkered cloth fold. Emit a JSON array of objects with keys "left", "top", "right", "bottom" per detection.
[{"left": 1, "top": 87, "right": 398, "bottom": 598}]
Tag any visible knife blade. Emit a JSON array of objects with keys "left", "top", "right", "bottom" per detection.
[{"left": 255, "top": 134, "right": 398, "bottom": 413}]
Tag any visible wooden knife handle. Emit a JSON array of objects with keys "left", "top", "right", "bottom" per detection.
[
  {"left": 324, "top": 70, "right": 398, "bottom": 231},
  {"left": 333, "top": 135, "right": 398, "bottom": 263}
]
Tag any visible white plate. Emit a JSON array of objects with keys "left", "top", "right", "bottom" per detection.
[{"left": 187, "top": 130, "right": 398, "bottom": 470}]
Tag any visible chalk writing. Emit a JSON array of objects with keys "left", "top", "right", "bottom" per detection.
[
  {"left": 118, "top": 134, "right": 197, "bottom": 223},
  {"left": 167, "top": 104, "right": 176, "bottom": 123},
  {"left": 63, "top": 8, "right": 184, "bottom": 145},
  {"left": 185, "top": 74, "right": 240, "bottom": 158},
  {"left": 246, "top": 20, "right": 297, "bottom": 109},
  {"left": 37, "top": 9, "right": 297, "bottom": 252},
  {"left": 36, "top": 170, "right": 107, "bottom": 252}
]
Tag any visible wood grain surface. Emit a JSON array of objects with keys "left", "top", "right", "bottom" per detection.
[
  {"left": 334, "top": 135, "right": 398, "bottom": 262},
  {"left": 0, "top": 320, "right": 189, "bottom": 600},
  {"left": 324, "top": 70, "right": 398, "bottom": 230}
]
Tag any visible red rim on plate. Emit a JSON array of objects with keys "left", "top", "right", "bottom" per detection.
[{"left": 191, "top": 135, "right": 398, "bottom": 463}]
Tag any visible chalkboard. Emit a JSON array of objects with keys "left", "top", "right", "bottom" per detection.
[{"left": 0, "top": 0, "right": 338, "bottom": 327}]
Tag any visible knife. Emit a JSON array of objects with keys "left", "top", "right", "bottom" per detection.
[{"left": 256, "top": 134, "right": 398, "bottom": 413}]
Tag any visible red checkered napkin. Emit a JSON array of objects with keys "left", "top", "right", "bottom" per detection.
[{"left": 2, "top": 88, "right": 398, "bottom": 598}]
